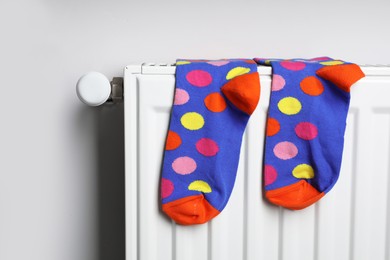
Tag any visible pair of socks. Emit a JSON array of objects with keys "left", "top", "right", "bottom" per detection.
[{"left": 160, "top": 58, "right": 365, "bottom": 225}]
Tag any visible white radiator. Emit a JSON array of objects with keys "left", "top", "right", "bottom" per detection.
[{"left": 80, "top": 64, "right": 390, "bottom": 260}]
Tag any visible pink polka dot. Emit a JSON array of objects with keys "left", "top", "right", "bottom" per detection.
[
  {"left": 264, "top": 165, "right": 278, "bottom": 186},
  {"left": 186, "top": 70, "right": 212, "bottom": 87},
  {"left": 274, "top": 141, "right": 298, "bottom": 160},
  {"left": 174, "top": 88, "right": 189, "bottom": 105},
  {"left": 295, "top": 122, "right": 318, "bottom": 140},
  {"left": 207, "top": 60, "right": 230, "bottom": 66},
  {"left": 161, "top": 178, "right": 174, "bottom": 199},
  {"left": 280, "top": 61, "right": 306, "bottom": 71},
  {"left": 172, "top": 156, "right": 197, "bottom": 175},
  {"left": 310, "top": 57, "right": 330, "bottom": 61},
  {"left": 272, "top": 74, "right": 286, "bottom": 91},
  {"left": 196, "top": 138, "right": 219, "bottom": 156}
]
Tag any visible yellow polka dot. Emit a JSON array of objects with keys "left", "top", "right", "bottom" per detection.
[
  {"left": 278, "top": 97, "right": 302, "bottom": 115},
  {"left": 188, "top": 180, "right": 212, "bottom": 193},
  {"left": 226, "top": 67, "right": 250, "bottom": 80},
  {"left": 176, "top": 61, "right": 191, "bottom": 65},
  {"left": 181, "top": 112, "right": 204, "bottom": 130},
  {"left": 292, "top": 164, "right": 315, "bottom": 179},
  {"left": 320, "top": 60, "right": 344, "bottom": 66}
]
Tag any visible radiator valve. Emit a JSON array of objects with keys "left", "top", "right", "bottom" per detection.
[{"left": 76, "top": 72, "right": 123, "bottom": 106}]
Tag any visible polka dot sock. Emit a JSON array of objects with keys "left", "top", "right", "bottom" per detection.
[
  {"left": 254, "top": 57, "right": 365, "bottom": 210},
  {"left": 161, "top": 59, "right": 260, "bottom": 225}
]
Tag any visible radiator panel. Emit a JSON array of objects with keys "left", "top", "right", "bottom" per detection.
[{"left": 125, "top": 65, "right": 390, "bottom": 260}]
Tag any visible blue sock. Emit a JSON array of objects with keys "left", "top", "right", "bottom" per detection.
[
  {"left": 161, "top": 59, "right": 260, "bottom": 224},
  {"left": 255, "top": 57, "right": 365, "bottom": 209}
]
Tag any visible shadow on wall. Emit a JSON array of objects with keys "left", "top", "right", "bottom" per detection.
[{"left": 96, "top": 103, "right": 125, "bottom": 260}]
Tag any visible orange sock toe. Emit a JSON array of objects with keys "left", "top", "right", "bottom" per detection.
[
  {"left": 266, "top": 180, "right": 325, "bottom": 210},
  {"left": 162, "top": 195, "right": 220, "bottom": 225}
]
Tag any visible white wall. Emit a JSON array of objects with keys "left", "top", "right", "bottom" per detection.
[{"left": 0, "top": 0, "right": 389, "bottom": 259}]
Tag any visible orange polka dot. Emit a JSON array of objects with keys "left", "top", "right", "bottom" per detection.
[
  {"left": 300, "top": 76, "right": 324, "bottom": 96},
  {"left": 267, "top": 118, "right": 280, "bottom": 136},
  {"left": 165, "top": 131, "right": 182, "bottom": 150},
  {"left": 204, "top": 92, "right": 227, "bottom": 112},
  {"left": 244, "top": 59, "right": 256, "bottom": 64}
]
